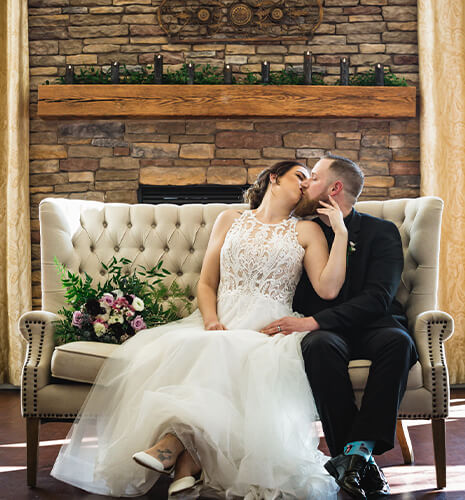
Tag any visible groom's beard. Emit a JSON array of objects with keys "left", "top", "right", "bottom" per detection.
[{"left": 292, "top": 195, "right": 322, "bottom": 218}]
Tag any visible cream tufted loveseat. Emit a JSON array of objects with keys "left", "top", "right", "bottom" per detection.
[{"left": 20, "top": 196, "right": 453, "bottom": 490}]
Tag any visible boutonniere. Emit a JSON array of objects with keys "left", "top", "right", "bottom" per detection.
[
  {"left": 346, "top": 241, "right": 356, "bottom": 266},
  {"left": 347, "top": 241, "right": 357, "bottom": 256}
]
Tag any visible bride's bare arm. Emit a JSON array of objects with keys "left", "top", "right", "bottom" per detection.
[
  {"left": 197, "top": 209, "right": 241, "bottom": 330},
  {"left": 298, "top": 200, "right": 348, "bottom": 300}
]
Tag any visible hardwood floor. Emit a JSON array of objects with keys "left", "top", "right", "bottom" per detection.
[{"left": 1, "top": 388, "right": 464, "bottom": 499}]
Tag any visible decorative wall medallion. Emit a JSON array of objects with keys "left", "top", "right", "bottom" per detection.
[
  {"left": 229, "top": 3, "right": 253, "bottom": 26},
  {"left": 197, "top": 8, "right": 212, "bottom": 23},
  {"left": 271, "top": 8, "right": 284, "bottom": 21},
  {"left": 157, "top": 0, "right": 324, "bottom": 43}
]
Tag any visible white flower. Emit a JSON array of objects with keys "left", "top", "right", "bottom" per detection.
[
  {"left": 348, "top": 241, "right": 357, "bottom": 255},
  {"left": 132, "top": 297, "right": 145, "bottom": 311},
  {"left": 93, "top": 322, "right": 106, "bottom": 337},
  {"left": 112, "top": 289, "right": 124, "bottom": 299},
  {"left": 108, "top": 313, "right": 124, "bottom": 325},
  {"left": 96, "top": 311, "right": 110, "bottom": 322},
  {"left": 101, "top": 302, "right": 111, "bottom": 313}
]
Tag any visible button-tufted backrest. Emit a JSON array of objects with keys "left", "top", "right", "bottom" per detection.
[
  {"left": 39, "top": 196, "right": 443, "bottom": 329},
  {"left": 355, "top": 196, "right": 443, "bottom": 329},
  {"left": 39, "top": 198, "right": 246, "bottom": 315}
]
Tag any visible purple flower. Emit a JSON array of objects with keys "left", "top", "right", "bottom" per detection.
[
  {"left": 72, "top": 311, "right": 84, "bottom": 328},
  {"left": 100, "top": 293, "right": 115, "bottom": 307},
  {"left": 130, "top": 315, "right": 146, "bottom": 332}
]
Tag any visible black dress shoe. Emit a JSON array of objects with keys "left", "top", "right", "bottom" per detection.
[
  {"left": 324, "top": 454, "right": 367, "bottom": 499},
  {"left": 362, "top": 462, "right": 390, "bottom": 497}
]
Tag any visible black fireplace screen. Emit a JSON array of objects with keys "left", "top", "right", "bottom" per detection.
[{"left": 138, "top": 185, "right": 250, "bottom": 205}]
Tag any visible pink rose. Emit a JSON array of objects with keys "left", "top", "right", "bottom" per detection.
[
  {"left": 72, "top": 311, "right": 84, "bottom": 328},
  {"left": 130, "top": 315, "right": 146, "bottom": 332},
  {"left": 100, "top": 293, "right": 115, "bottom": 307},
  {"left": 115, "top": 297, "right": 130, "bottom": 309}
]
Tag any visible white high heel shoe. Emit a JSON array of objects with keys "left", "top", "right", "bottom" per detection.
[
  {"left": 168, "top": 472, "right": 203, "bottom": 496},
  {"left": 132, "top": 451, "right": 175, "bottom": 475}
]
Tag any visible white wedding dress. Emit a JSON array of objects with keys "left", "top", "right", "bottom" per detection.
[{"left": 52, "top": 210, "right": 338, "bottom": 499}]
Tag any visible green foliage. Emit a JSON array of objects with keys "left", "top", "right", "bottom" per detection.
[
  {"left": 311, "top": 72, "right": 326, "bottom": 85},
  {"left": 53, "top": 65, "right": 156, "bottom": 85},
  {"left": 269, "top": 68, "right": 303, "bottom": 85},
  {"left": 53, "top": 256, "right": 192, "bottom": 345},
  {"left": 120, "top": 64, "right": 154, "bottom": 84},
  {"left": 55, "top": 66, "right": 112, "bottom": 85},
  {"left": 241, "top": 71, "right": 260, "bottom": 85},
  {"left": 344, "top": 69, "right": 408, "bottom": 87},
  {"left": 46, "top": 63, "right": 408, "bottom": 87},
  {"left": 163, "top": 63, "right": 230, "bottom": 84}
]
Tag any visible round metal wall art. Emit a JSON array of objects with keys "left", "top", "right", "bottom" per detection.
[
  {"left": 157, "top": 0, "right": 324, "bottom": 43},
  {"left": 197, "top": 8, "right": 211, "bottom": 23},
  {"left": 230, "top": 3, "right": 254, "bottom": 26},
  {"left": 271, "top": 8, "right": 284, "bottom": 21}
]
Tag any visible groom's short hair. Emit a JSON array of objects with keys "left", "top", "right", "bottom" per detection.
[{"left": 325, "top": 153, "right": 364, "bottom": 203}]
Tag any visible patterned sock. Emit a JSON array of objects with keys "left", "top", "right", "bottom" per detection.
[{"left": 343, "top": 440, "right": 375, "bottom": 461}]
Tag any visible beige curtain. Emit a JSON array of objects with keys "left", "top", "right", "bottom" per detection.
[
  {"left": 418, "top": 1, "right": 465, "bottom": 384},
  {"left": 0, "top": 0, "right": 31, "bottom": 385}
]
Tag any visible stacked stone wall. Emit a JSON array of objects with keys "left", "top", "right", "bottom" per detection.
[{"left": 28, "top": 0, "right": 419, "bottom": 308}]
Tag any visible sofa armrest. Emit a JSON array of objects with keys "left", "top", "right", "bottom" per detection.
[
  {"left": 413, "top": 310, "right": 454, "bottom": 418},
  {"left": 19, "top": 311, "right": 58, "bottom": 417}
]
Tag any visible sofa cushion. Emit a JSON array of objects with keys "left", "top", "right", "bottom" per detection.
[
  {"left": 349, "top": 359, "right": 423, "bottom": 391},
  {"left": 52, "top": 342, "right": 424, "bottom": 389},
  {"left": 51, "top": 341, "right": 119, "bottom": 384}
]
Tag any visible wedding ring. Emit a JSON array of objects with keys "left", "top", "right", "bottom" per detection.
[{"left": 277, "top": 325, "right": 281, "bottom": 332}]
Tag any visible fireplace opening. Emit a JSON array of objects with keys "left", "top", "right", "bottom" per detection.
[{"left": 138, "top": 184, "right": 250, "bottom": 205}]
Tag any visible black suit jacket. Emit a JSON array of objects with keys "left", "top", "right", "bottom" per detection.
[{"left": 293, "top": 208, "right": 409, "bottom": 336}]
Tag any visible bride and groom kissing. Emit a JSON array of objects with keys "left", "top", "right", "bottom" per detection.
[{"left": 51, "top": 154, "right": 418, "bottom": 499}]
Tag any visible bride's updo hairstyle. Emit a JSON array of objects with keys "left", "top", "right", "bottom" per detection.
[{"left": 244, "top": 160, "right": 307, "bottom": 209}]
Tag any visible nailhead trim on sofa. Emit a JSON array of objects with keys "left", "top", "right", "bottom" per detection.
[{"left": 22, "top": 320, "right": 46, "bottom": 418}]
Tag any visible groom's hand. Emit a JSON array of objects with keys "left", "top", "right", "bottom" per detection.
[{"left": 260, "top": 316, "right": 320, "bottom": 336}]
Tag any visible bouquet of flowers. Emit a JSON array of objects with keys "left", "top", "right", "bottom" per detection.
[{"left": 53, "top": 256, "right": 192, "bottom": 345}]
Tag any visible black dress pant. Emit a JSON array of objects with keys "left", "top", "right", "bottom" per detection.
[{"left": 301, "top": 327, "right": 418, "bottom": 456}]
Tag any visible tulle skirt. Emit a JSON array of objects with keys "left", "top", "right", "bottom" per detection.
[{"left": 51, "top": 293, "right": 338, "bottom": 499}]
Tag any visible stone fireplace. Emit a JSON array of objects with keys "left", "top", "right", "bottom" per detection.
[{"left": 28, "top": 0, "right": 419, "bottom": 309}]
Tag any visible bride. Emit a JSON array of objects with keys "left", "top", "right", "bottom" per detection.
[{"left": 51, "top": 160, "right": 348, "bottom": 499}]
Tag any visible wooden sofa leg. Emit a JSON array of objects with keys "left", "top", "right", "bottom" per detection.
[
  {"left": 26, "top": 417, "right": 39, "bottom": 487},
  {"left": 432, "top": 418, "right": 446, "bottom": 489},
  {"left": 396, "top": 419, "right": 414, "bottom": 464}
]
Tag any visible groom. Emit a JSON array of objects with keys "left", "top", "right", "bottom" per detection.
[{"left": 262, "top": 154, "right": 418, "bottom": 499}]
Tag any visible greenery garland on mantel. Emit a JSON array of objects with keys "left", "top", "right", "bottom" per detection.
[{"left": 46, "top": 63, "right": 408, "bottom": 87}]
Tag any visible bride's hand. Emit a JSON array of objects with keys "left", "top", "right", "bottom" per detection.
[
  {"left": 317, "top": 195, "right": 347, "bottom": 236},
  {"left": 205, "top": 320, "right": 227, "bottom": 330}
]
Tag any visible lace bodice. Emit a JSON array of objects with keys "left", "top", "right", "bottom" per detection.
[{"left": 218, "top": 210, "right": 305, "bottom": 308}]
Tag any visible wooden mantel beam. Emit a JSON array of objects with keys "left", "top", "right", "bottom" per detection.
[{"left": 38, "top": 84, "right": 416, "bottom": 120}]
